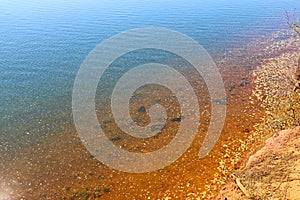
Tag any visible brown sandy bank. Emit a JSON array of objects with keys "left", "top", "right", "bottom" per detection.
[{"left": 216, "top": 126, "right": 300, "bottom": 200}]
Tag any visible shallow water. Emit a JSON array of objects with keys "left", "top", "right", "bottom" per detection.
[
  {"left": 0, "top": 0, "right": 300, "bottom": 198},
  {"left": 1, "top": 0, "right": 299, "bottom": 149}
]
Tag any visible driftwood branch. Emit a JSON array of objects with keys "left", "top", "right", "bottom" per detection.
[{"left": 231, "top": 174, "right": 251, "bottom": 198}]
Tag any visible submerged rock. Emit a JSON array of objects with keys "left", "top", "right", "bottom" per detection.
[
  {"left": 110, "top": 136, "right": 122, "bottom": 141},
  {"left": 171, "top": 115, "right": 184, "bottom": 122},
  {"left": 138, "top": 106, "right": 146, "bottom": 113}
]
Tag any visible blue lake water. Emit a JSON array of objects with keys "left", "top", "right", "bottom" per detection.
[{"left": 1, "top": 0, "right": 300, "bottom": 151}]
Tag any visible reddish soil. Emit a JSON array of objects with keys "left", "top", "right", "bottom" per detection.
[{"left": 216, "top": 126, "right": 300, "bottom": 200}]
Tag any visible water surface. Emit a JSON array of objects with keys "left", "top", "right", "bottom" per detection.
[{"left": 1, "top": 0, "right": 300, "bottom": 168}]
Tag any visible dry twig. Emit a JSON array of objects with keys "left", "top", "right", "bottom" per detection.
[{"left": 231, "top": 174, "right": 251, "bottom": 198}]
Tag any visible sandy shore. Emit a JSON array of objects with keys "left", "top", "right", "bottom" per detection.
[{"left": 216, "top": 126, "right": 300, "bottom": 200}]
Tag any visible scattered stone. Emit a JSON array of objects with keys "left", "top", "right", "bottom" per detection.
[
  {"left": 228, "top": 82, "right": 236, "bottom": 92},
  {"left": 98, "top": 175, "right": 104, "bottom": 179},
  {"left": 172, "top": 115, "right": 184, "bottom": 122},
  {"left": 244, "top": 128, "right": 250, "bottom": 133},
  {"left": 103, "top": 185, "right": 110, "bottom": 193},
  {"left": 102, "top": 119, "right": 113, "bottom": 124},
  {"left": 239, "top": 81, "right": 250, "bottom": 87},
  {"left": 150, "top": 124, "right": 166, "bottom": 131},
  {"left": 94, "top": 125, "right": 100, "bottom": 130},
  {"left": 138, "top": 106, "right": 146, "bottom": 113},
  {"left": 110, "top": 136, "right": 122, "bottom": 141},
  {"left": 213, "top": 99, "right": 228, "bottom": 105},
  {"left": 65, "top": 186, "right": 71, "bottom": 191}
]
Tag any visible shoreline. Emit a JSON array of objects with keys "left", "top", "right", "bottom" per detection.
[{"left": 1, "top": 31, "right": 299, "bottom": 199}]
